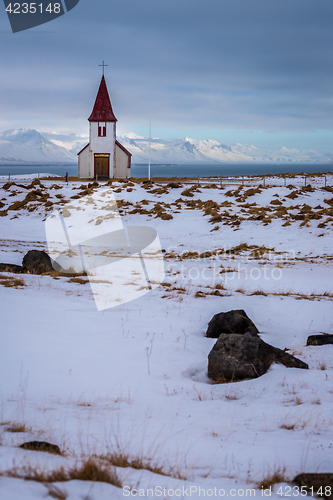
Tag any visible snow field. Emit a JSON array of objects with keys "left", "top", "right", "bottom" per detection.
[{"left": 0, "top": 174, "right": 332, "bottom": 499}]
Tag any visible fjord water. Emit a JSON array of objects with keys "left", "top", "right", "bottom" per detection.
[{"left": 0, "top": 163, "right": 332, "bottom": 179}]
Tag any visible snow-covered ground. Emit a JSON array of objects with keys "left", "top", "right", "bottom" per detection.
[{"left": 0, "top": 174, "right": 333, "bottom": 499}]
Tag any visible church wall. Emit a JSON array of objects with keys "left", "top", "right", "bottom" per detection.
[
  {"left": 78, "top": 146, "right": 90, "bottom": 178},
  {"left": 89, "top": 122, "right": 115, "bottom": 177},
  {"left": 115, "top": 143, "right": 131, "bottom": 178},
  {"left": 89, "top": 122, "right": 115, "bottom": 152}
]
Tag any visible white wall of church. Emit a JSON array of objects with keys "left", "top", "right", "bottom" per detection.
[
  {"left": 89, "top": 122, "right": 116, "bottom": 177},
  {"left": 89, "top": 122, "right": 115, "bottom": 153},
  {"left": 115, "top": 144, "right": 130, "bottom": 178},
  {"left": 78, "top": 146, "right": 90, "bottom": 178}
]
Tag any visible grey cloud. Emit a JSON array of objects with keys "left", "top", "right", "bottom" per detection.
[{"left": 1, "top": 0, "right": 333, "bottom": 138}]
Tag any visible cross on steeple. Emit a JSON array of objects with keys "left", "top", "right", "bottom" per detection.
[{"left": 99, "top": 61, "right": 108, "bottom": 76}]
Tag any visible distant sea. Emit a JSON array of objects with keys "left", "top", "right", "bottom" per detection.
[{"left": 0, "top": 163, "right": 333, "bottom": 179}]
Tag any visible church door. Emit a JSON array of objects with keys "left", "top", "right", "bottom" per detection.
[{"left": 94, "top": 154, "right": 110, "bottom": 179}]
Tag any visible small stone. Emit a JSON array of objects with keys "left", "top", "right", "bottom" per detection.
[
  {"left": 306, "top": 334, "right": 333, "bottom": 346},
  {"left": 19, "top": 441, "right": 61, "bottom": 455}
]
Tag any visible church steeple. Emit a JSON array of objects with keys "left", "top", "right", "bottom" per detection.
[{"left": 88, "top": 75, "right": 117, "bottom": 123}]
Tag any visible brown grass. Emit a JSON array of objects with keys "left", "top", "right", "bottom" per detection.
[
  {"left": 3, "top": 459, "right": 122, "bottom": 487},
  {"left": 67, "top": 277, "right": 89, "bottom": 285},
  {"left": 0, "top": 276, "right": 25, "bottom": 288},
  {"left": 98, "top": 451, "right": 185, "bottom": 480},
  {"left": 45, "top": 484, "right": 68, "bottom": 499},
  {"left": 5, "top": 422, "right": 31, "bottom": 433},
  {"left": 257, "top": 466, "right": 288, "bottom": 489}
]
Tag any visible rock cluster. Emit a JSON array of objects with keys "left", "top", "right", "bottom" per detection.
[{"left": 207, "top": 310, "right": 308, "bottom": 383}]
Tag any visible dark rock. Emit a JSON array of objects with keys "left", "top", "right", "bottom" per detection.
[
  {"left": 206, "top": 309, "right": 259, "bottom": 338},
  {"left": 293, "top": 473, "right": 333, "bottom": 499},
  {"left": 22, "top": 250, "right": 53, "bottom": 274},
  {"left": 19, "top": 441, "right": 61, "bottom": 455},
  {"left": 306, "top": 335, "right": 333, "bottom": 346},
  {"left": 0, "top": 263, "right": 24, "bottom": 273},
  {"left": 208, "top": 333, "right": 308, "bottom": 382}
]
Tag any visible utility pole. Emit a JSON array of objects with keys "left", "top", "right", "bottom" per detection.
[{"left": 148, "top": 118, "right": 151, "bottom": 182}]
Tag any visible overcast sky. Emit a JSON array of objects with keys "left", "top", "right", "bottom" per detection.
[{"left": 1, "top": 0, "right": 333, "bottom": 151}]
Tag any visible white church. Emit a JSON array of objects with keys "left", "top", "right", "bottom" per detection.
[{"left": 78, "top": 75, "right": 132, "bottom": 179}]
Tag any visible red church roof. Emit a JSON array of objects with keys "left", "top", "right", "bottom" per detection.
[{"left": 88, "top": 75, "right": 117, "bottom": 123}]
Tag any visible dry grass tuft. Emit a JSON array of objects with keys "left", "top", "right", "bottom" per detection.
[
  {"left": 0, "top": 275, "right": 25, "bottom": 288},
  {"left": 250, "top": 290, "right": 268, "bottom": 296},
  {"left": 45, "top": 484, "right": 68, "bottom": 499},
  {"left": 224, "top": 389, "right": 241, "bottom": 400},
  {"left": 3, "top": 459, "right": 122, "bottom": 487},
  {"left": 5, "top": 422, "right": 31, "bottom": 433},
  {"left": 257, "top": 465, "right": 288, "bottom": 489},
  {"left": 67, "top": 277, "right": 89, "bottom": 285},
  {"left": 99, "top": 451, "right": 185, "bottom": 480}
]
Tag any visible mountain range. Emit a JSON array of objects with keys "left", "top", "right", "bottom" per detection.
[
  {"left": 0, "top": 128, "right": 332, "bottom": 165},
  {"left": 0, "top": 129, "right": 77, "bottom": 164}
]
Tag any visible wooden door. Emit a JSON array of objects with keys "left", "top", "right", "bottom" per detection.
[{"left": 94, "top": 155, "right": 109, "bottom": 178}]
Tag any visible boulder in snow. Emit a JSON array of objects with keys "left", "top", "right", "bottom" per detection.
[
  {"left": 208, "top": 333, "right": 308, "bottom": 383},
  {"left": 206, "top": 309, "right": 259, "bottom": 338},
  {"left": 293, "top": 473, "right": 333, "bottom": 496},
  {"left": 22, "top": 250, "right": 53, "bottom": 275}
]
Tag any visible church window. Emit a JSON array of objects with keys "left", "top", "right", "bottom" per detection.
[{"left": 98, "top": 123, "right": 107, "bottom": 137}]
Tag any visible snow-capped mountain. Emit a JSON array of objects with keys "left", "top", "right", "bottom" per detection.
[
  {"left": 117, "top": 135, "right": 332, "bottom": 164},
  {"left": 1, "top": 129, "right": 331, "bottom": 165},
  {"left": 0, "top": 129, "right": 76, "bottom": 164},
  {"left": 41, "top": 131, "right": 88, "bottom": 157}
]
